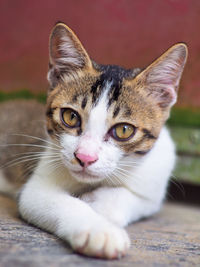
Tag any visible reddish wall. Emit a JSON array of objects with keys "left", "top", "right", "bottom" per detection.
[{"left": 0, "top": 0, "right": 200, "bottom": 107}]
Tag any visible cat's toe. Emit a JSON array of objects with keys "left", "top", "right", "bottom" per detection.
[
  {"left": 71, "top": 223, "right": 130, "bottom": 259},
  {"left": 102, "top": 227, "right": 130, "bottom": 259}
]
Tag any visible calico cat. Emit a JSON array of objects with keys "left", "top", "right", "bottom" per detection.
[{"left": 0, "top": 23, "right": 187, "bottom": 259}]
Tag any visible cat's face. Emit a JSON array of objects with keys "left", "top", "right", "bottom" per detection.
[{"left": 46, "top": 23, "right": 187, "bottom": 184}]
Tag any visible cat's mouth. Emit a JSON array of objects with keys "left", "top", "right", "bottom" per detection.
[{"left": 70, "top": 169, "right": 103, "bottom": 183}]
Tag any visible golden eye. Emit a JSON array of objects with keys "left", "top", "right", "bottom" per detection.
[
  {"left": 61, "top": 108, "right": 81, "bottom": 128},
  {"left": 111, "top": 123, "right": 135, "bottom": 141}
]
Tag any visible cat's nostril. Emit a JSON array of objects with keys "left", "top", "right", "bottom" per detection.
[
  {"left": 74, "top": 153, "right": 84, "bottom": 167},
  {"left": 74, "top": 152, "right": 98, "bottom": 167}
]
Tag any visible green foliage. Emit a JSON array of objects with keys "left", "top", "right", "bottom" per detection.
[
  {"left": 174, "top": 155, "right": 200, "bottom": 184},
  {"left": 168, "top": 107, "right": 200, "bottom": 127},
  {"left": 170, "top": 127, "right": 200, "bottom": 154},
  {"left": 0, "top": 90, "right": 46, "bottom": 103}
]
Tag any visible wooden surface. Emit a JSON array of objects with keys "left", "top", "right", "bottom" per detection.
[{"left": 0, "top": 194, "right": 200, "bottom": 267}]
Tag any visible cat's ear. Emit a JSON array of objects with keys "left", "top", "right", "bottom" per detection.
[
  {"left": 47, "top": 22, "right": 92, "bottom": 87},
  {"left": 134, "top": 43, "right": 188, "bottom": 108}
]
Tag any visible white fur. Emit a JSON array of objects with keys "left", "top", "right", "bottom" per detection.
[
  {"left": 19, "top": 158, "right": 130, "bottom": 258},
  {"left": 60, "top": 82, "right": 123, "bottom": 184},
  {"left": 18, "top": 125, "right": 175, "bottom": 258},
  {"left": 0, "top": 84, "right": 175, "bottom": 258},
  {"left": 82, "top": 127, "right": 175, "bottom": 225}
]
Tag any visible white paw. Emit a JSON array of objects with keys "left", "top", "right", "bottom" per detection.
[{"left": 70, "top": 222, "right": 130, "bottom": 259}]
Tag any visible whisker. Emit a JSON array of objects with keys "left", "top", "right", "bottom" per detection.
[
  {"left": 9, "top": 133, "right": 61, "bottom": 149},
  {"left": 23, "top": 158, "right": 61, "bottom": 173},
  {"left": 10, "top": 153, "right": 60, "bottom": 162},
  {"left": 13, "top": 151, "right": 60, "bottom": 157},
  {"left": 119, "top": 160, "right": 140, "bottom": 166},
  {"left": 23, "top": 160, "right": 62, "bottom": 178},
  {"left": 118, "top": 163, "right": 140, "bottom": 167},
  {"left": 115, "top": 168, "right": 140, "bottom": 180},
  {"left": 115, "top": 167, "right": 134, "bottom": 176},
  {"left": 0, "top": 154, "right": 60, "bottom": 170},
  {"left": 105, "top": 173, "right": 117, "bottom": 187},
  {"left": 0, "top": 143, "right": 59, "bottom": 151},
  {"left": 114, "top": 169, "right": 141, "bottom": 186},
  {"left": 113, "top": 171, "right": 129, "bottom": 183},
  {"left": 170, "top": 174, "right": 185, "bottom": 197},
  {"left": 42, "top": 161, "right": 64, "bottom": 176},
  {"left": 117, "top": 167, "right": 142, "bottom": 179},
  {"left": 112, "top": 173, "right": 124, "bottom": 186}
]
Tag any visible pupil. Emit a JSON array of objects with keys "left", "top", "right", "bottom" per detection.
[
  {"left": 71, "top": 112, "right": 76, "bottom": 121},
  {"left": 123, "top": 126, "right": 127, "bottom": 134}
]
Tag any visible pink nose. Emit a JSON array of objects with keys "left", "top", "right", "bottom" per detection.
[{"left": 74, "top": 152, "right": 98, "bottom": 167}]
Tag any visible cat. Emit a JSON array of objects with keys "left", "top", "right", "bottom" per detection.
[{"left": 0, "top": 22, "right": 187, "bottom": 259}]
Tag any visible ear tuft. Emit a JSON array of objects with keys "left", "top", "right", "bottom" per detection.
[{"left": 47, "top": 23, "right": 91, "bottom": 88}]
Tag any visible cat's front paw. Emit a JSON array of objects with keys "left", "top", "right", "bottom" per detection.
[{"left": 70, "top": 222, "right": 130, "bottom": 259}]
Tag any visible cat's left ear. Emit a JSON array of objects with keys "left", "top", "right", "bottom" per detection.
[
  {"left": 132, "top": 43, "right": 188, "bottom": 109},
  {"left": 47, "top": 22, "right": 93, "bottom": 87}
]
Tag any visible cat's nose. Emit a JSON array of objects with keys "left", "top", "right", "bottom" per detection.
[{"left": 74, "top": 152, "right": 98, "bottom": 167}]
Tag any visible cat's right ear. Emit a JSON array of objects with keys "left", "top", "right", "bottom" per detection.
[
  {"left": 128, "top": 43, "right": 188, "bottom": 110},
  {"left": 47, "top": 23, "right": 92, "bottom": 88}
]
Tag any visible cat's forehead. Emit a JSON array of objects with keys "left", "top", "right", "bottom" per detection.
[
  {"left": 48, "top": 65, "right": 141, "bottom": 111},
  {"left": 89, "top": 65, "right": 135, "bottom": 106}
]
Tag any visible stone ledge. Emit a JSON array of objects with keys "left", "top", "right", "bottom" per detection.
[{"left": 0, "top": 195, "right": 200, "bottom": 267}]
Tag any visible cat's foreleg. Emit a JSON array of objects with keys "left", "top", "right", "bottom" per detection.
[
  {"left": 81, "top": 186, "right": 162, "bottom": 227},
  {"left": 18, "top": 175, "right": 130, "bottom": 259}
]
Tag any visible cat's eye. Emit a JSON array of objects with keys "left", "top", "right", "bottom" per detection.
[
  {"left": 60, "top": 108, "right": 81, "bottom": 128},
  {"left": 110, "top": 123, "right": 135, "bottom": 141}
]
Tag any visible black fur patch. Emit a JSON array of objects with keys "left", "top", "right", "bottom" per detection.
[
  {"left": 122, "top": 136, "right": 146, "bottom": 152},
  {"left": 91, "top": 65, "right": 133, "bottom": 106},
  {"left": 142, "top": 129, "right": 157, "bottom": 139},
  {"left": 51, "top": 121, "right": 65, "bottom": 133},
  {"left": 46, "top": 107, "right": 56, "bottom": 118},
  {"left": 90, "top": 75, "right": 106, "bottom": 104},
  {"left": 77, "top": 128, "right": 82, "bottom": 135},
  {"left": 47, "top": 129, "right": 54, "bottom": 135},
  {"left": 124, "top": 108, "right": 132, "bottom": 116},
  {"left": 135, "top": 150, "right": 150, "bottom": 155},
  {"left": 72, "top": 94, "right": 78, "bottom": 103},
  {"left": 113, "top": 106, "right": 120, "bottom": 118},
  {"left": 81, "top": 96, "right": 88, "bottom": 109}
]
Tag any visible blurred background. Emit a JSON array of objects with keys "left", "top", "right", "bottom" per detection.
[{"left": 0, "top": 0, "right": 200, "bottom": 202}]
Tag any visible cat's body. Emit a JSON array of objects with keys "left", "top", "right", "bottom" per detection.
[{"left": 0, "top": 23, "right": 187, "bottom": 259}]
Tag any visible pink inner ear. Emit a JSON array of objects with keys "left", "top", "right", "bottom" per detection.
[
  {"left": 150, "top": 62, "right": 180, "bottom": 86},
  {"left": 146, "top": 59, "right": 181, "bottom": 108},
  {"left": 157, "top": 86, "right": 177, "bottom": 108}
]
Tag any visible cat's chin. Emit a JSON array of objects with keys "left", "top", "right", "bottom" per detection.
[{"left": 70, "top": 169, "right": 103, "bottom": 184}]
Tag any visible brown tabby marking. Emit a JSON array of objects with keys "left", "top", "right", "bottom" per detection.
[{"left": 46, "top": 22, "right": 187, "bottom": 155}]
